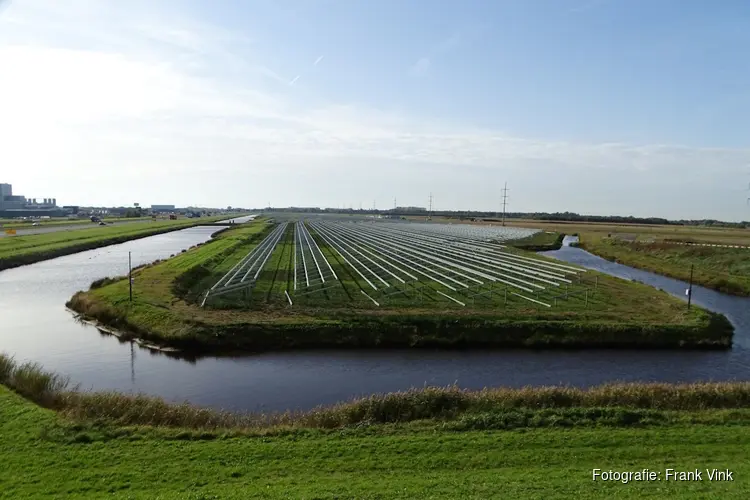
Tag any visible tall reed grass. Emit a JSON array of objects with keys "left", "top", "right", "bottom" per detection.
[
  {"left": 3, "top": 352, "right": 750, "bottom": 431},
  {"left": 0, "top": 354, "right": 70, "bottom": 408}
]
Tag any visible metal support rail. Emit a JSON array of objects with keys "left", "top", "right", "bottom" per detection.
[
  {"left": 313, "top": 222, "right": 388, "bottom": 288},
  {"left": 354, "top": 224, "right": 554, "bottom": 290},
  {"left": 313, "top": 223, "right": 403, "bottom": 285},
  {"left": 297, "top": 222, "right": 310, "bottom": 287},
  {"left": 326, "top": 222, "right": 489, "bottom": 288},
  {"left": 512, "top": 292, "right": 552, "bottom": 308},
  {"left": 311, "top": 222, "right": 379, "bottom": 290},
  {"left": 365, "top": 224, "right": 572, "bottom": 283},
  {"left": 319, "top": 221, "right": 467, "bottom": 291},
  {"left": 436, "top": 290, "right": 465, "bottom": 306},
  {"left": 314, "top": 221, "right": 462, "bottom": 291},
  {"left": 311, "top": 222, "right": 418, "bottom": 282},
  {"left": 301, "top": 221, "right": 338, "bottom": 280},
  {"left": 209, "top": 223, "right": 284, "bottom": 291},
  {"left": 299, "top": 220, "right": 325, "bottom": 284},
  {"left": 243, "top": 222, "right": 287, "bottom": 282}
]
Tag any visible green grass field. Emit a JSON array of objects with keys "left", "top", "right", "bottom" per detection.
[
  {"left": 67, "top": 221, "right": 733, "bottom": 352},
  {"left": 579, "top": 236, "right": 750, "bottom": 296},
  {"left": 3, "top": 377, "right": 750, "bottom": 499},
  {"left": 466, "top": 218, "right": 750, "bottom": 296},
  {"left": 0, "top": 215, "right": 242, "bottom": 271},
  {"left": 0, "top": 216, "right": 155, "bottom": 229}
]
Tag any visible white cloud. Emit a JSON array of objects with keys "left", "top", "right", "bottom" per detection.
[{"left": 0, "top": 0, "right": 748, "bottom": 219}]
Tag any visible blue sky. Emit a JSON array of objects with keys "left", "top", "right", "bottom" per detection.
[{"left": 1, "top": 0, "right": 749, "bottom": 219}]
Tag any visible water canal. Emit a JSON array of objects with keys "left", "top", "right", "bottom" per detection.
[{"left": 1, "top": 229, "right": 748, "bottom": 413}]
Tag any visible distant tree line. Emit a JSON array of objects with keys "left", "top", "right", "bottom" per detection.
[{"left": 254, "top": 207, "right": 749, "bottom": 228}]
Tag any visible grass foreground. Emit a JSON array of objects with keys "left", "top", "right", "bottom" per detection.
[
  {"left": 0, "top": 214, "right": 245, "bottom": 271},
  {"left": 2, "top": 353, "right": 750, "bottom": 498},
  {"left": 67, "top": 221, "right": 733, "bottom": 354}
]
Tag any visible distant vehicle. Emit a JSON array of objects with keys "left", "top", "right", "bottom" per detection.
[
  {"left": 169, "top": 214, "right": 177, "bottom": 220},
  {"left": 90, "top": 216, "right": 101, "bottom": 222},
  {"left": 32, "top": 222, "right": 40, "bottom": 226}
]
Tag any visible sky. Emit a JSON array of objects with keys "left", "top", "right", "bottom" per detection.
[{"left": 0, "top": 0, "right": 749, "bottom": 220}]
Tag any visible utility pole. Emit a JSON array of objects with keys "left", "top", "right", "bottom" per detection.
[
  {"left": 501, "top": 182, "right": 509, "bottom": 226},
  {"left": 394, "top": 197, "right": 397, "bottom": 210},
  {"left": 428, "top": 192, "right": 433, "bottom": 220},
  {"left": 687, "top": 264, "right": 694, "bottom": 311},
  {"left": 128, "top": 251, "right": 133, "bottom": 302}
]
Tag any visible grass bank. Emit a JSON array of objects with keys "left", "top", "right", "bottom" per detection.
[
  {"left": 0, "top": 215, "right": 245, "bottom": 271},
  {"left": 2, "top": 355, "right": 750, "bottom": 498},
  {"left": 0, "top": 216, "right": 153, "bottom": 229},
  {"left": 507, "top": 231, "right": 565, "bottom": 251},
  {"left": 489, "top": 219, "right": 750, "bottom": 296},
  {"left": 578, "top": 235, "right": 750, "bottom": 296},
  {"left": 66, "top": 223, "right": 734, "bottom": 353}
]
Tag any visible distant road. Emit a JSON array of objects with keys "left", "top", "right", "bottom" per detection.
[{"left": 0, "top": 219, "right": 154, "bottom": 238}]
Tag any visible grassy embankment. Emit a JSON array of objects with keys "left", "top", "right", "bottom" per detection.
[
  {"left": 2, "top": 354, "right": 750, "bottom": 498},
  {"left": 67, "top": 221, "right": 733, "bottom": 353},
  {"left": 0, "top": 215, "right": 244, "bottom": 271},
  {"left": 483, "top": 218, "right": 750, "bottom": 297},
  {"left": 506, "top": 230, "right": 565, "bottom": 251},
  {"left": 0, "top": 216, "right": 153, "bottom": 229}
]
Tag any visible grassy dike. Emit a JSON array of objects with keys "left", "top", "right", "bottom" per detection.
[
  {"left": 498, "top": 218, "right": 750, "bottom": 297},
  {"left": 2, "top": 354, "right": 750, "bottom": 498},
  {"left": 507, "top": 231, "right": 565, "bottom": 251},
  {"left": 66, "top": 223, "right": 734, "bottom": 354},
  {"left": 0, "top": 215, "right": 246, "bottom": 271},
  {"left": 578, "top": 235, "right": 750, "bottom": 297}
]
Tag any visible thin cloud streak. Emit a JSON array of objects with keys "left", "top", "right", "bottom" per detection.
[{"left": 314, "top": 55, "right": 324, "bottom": 66}]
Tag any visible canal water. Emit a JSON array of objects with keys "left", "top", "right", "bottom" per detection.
[{"left": 1, "top": 229, "right": 749, "bottom": 413}]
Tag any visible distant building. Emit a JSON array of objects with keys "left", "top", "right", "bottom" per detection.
[
  {"left": 395, "top": 206, "right": 427, "bottom": 213},
  {"left": 151, "top": 204, "right": 176, "bottom": 212},
  {"left": 0, "top": 183, "right": 58, "bottom": 216}
]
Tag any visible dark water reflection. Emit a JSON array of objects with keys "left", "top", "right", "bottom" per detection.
[{"left": 1, "top": 231, "right": 749, "bottom": 413}]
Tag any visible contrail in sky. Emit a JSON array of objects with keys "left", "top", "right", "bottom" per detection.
[
  {"left": 314, "top": 55, "right": 324, "bottom": 66},
  {"left": 289, "top": 75, "right": 300, "bottom": 85}
]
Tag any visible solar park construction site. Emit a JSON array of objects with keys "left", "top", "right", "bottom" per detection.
[{"left": 200, "top": 215, "right": 598, "bottom": 311}]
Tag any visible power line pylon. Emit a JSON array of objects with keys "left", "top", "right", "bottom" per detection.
[{"left": 501, "top": 182, "right": 509, "bottom": 227}]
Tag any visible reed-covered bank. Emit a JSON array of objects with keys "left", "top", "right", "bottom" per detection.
[
  {"left": 5, "top": 353, "right": 750, "bottom": 498},
  {"left": 4, "top": 352, "right": 750, "bottom": 432}
]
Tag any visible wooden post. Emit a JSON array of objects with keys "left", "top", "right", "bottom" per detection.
[
  {"left": 585, "top": 290, "right": 588, "bottom": 308},
  {"left": 687, "top": 264, "right": 694, "bottom": 311}
]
